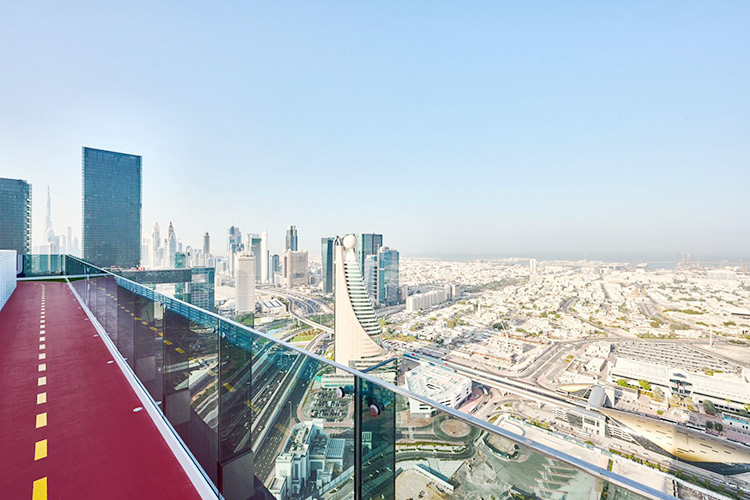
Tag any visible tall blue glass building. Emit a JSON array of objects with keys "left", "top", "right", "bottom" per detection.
[
  {"left": 250, "top": 235, "right": 262, "bottom": 282},
  {"left": 377, "top": 247, "right": 400, "bottom": 306},
  {"left": 355, "top": 233, "right": 383, "bottom": 275},
  {"left": 285, "top": 225, "right": 298, "bottom": 251},
  {"left": 82, "top": 147, "right": 142, "bottom": 268},
  {"left": 321, "top": 237, "right": 334, "bottom": 294},
  {"left": 0, "top": 178, "right": 32, "bottom": 254}
]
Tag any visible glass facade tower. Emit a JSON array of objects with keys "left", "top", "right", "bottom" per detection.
[
  {"left": 249, "top": 235, "right": 262, "bottom": 282},
  {"left": 321, "top": 237, "right": 334, "bottom": 294},
  {"left": 377, "top": 247, "right": 400, "bottom": 306},
  {"left": 355, "top": 233, "right": 383, "bottom": 274},
  {"left": 285, "top": 225, "right": 298, "bottom": 251},
  {"left": 82, "top": 147, "right": 142, "bottom": 268},
  {"left": 0, "top": 178, "right": 32, "bottom": 254}
]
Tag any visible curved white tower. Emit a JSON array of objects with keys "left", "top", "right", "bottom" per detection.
[{"left": 334, "top": 235, "right": 386, "bottom": 370}]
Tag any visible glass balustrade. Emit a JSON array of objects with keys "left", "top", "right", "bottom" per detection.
[{"left": 19, "top": 255, "right": 674, "bottom": 500}]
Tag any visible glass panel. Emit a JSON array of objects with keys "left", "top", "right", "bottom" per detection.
[
  {"left": 64, "top": 255, "right": 83, "bottom": 276},
  {"left": 218, "top": 320, "right": 253, "bottom": 462},
  {"left": 116, "top": 283, "right": 136, "bottom": 369},
  {"left": 250, "top": 339, "right": 355, "bottom": 500},
  {"left": 94, "top": 276, "right": 107, "bottom": 326},
  {"left": 132, "top": 288, "right": 164, "bottom": 403},
  {"left": 391, "top": 391, "right": 643, "bottom": 500},
  {"left": 162, "top": 301, "right": 219, "bottom": 483},
  {"left": 20, "top": 254, "right": 66, "bottom": 276},
  {"left": 86, "top": 274, "right": 98, "bottom": 312},
  {"left": 103, "top": 275, "right": 118, "bottom": 345},
  {"left": 358, "top": 362, "right": 397, "bottom": 500}
]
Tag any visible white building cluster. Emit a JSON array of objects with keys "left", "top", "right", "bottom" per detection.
[
  {"left": 404, "top": 363, "right": 472, "bottom": 417},
  {"left": 405, "top": 285, "right": 459, "bottom": 313},
  {"left": 270, "top": 420, "right": 346, "bottom": 500}
]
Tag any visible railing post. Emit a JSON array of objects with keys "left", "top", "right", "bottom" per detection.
[{"left": 354, "top": 376, "right": 363, "bottom": 500}]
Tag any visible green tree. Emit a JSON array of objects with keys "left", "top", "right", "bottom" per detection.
[
  {"left": 616, "top": 379, "right": 628, "bottom": 387},
  {"left": 706, "top": 420, "right": 714, "bottom": 429},
  {"left": 703, "top": 400, "right": 718, "bottom": 416},
  {"left": 638, "top": 379, "right": 651, "bottom": 391},
  {"left": 715, "top": 422, "right": 723, "bottom": 432},
  {"left": 653, "top": 387, "right": 664, "bottom": 402}
]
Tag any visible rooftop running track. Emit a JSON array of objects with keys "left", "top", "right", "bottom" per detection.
[{"left": 0, "top": 281, "right": 202, "bottom": 499}]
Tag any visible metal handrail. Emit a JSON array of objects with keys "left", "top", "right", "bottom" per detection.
[{"left": 64, "top": 255, "right": 676, "bottom": 500}]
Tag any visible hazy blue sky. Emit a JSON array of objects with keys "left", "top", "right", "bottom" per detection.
[{"left": 1, "top": 2, "right": 748, "bottom": 260}]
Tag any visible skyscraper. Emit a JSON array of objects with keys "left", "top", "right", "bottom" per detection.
[
  {"left": 333, "top": 235, "right": 386, "bottom": 370},
  {"left": 355, "top": 233, "right": 383, "bottom": 275},
  {"left": 249, "top": 234, "right": 262, "bottom": 283},
  {"left": 167, "top": 222, "right": 177, "bottom": 268},
  {"left": 282, "top": 250, "right": 308, "bottom": 288},
  {"left": 45, "top": 185, "right": 52, "bottom": 233},
  {"left": 0, "top": 178, "right": 32, "bottom": 255},
  {"left": 271, "top": 254, "right": 280, "bottom": 281},
  {"left": 82, "top": 147, "right": 142, "bottom": 268},
  {"left": 377, "top": 247, "right": 400, "bottom": 306},
  {"left": 260, "top": 231, "right": 269, "bottom": 283},
  {"left": 203, "top": 232, "right": 210, "bottom": 259},
  {"left": 151, "top": 223, "right": 161, "bottom": 268},
  {"left": 320, "top": 237, "right": 335, "bottom": 294},
  {"left": 227, "top": 226, "right": 242, "bottom": 277},
  {"left": 285, "top": 225, "right": 298, "bottom": 251},
  {"left": 227, "top": 226, "right": 242, "bottom": 253},
  {"left": 174, "top": 251, "right": 187, "bottom": 300},
  {"left": 43, "top": 185, "right": 58, "bottom": 253},
  {"left": 235, "top": 252, "right": 256, "bottom": 315}
]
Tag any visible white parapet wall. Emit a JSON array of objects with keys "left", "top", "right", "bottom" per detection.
[{"left": 0, "top": 250, "right": 17, "bottom": 311}]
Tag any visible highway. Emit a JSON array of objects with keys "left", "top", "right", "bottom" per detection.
[
  {"left": 258, "top": 286, "right": 334, "bottom": 334},
  {"left": 406, "top": 351, "right": 576, "bottom": 410}
]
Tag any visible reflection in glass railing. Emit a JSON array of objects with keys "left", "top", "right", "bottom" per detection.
[{"left": 55, "top": 255, "right": 673, "bottom": 500}]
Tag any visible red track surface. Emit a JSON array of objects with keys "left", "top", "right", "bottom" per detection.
[{"left": 0, "top": 281, "right": 202, "bottom": 499}]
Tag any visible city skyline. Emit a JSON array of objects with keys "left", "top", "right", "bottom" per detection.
[{"left": 1, "top": 2, "right": 749, "bottom": 259}]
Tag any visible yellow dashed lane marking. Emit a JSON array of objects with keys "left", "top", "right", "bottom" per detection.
[
  {"left": 38, "top": 377, "right": 47, "bottom": 386},
  {"left": 223, "top": 383, "right": 236, "bottom": 392},
  {"left": 175, "top": 347, "right": 185, "bottom": 354},
  {"left": 149, "top": 326, "right": 157, "bottom": 331},
  {"left": 164, "top": 340, "right": 173, "bottom": 345},
  {"left": 141, "top": 321, "right": 149, "bottom": 326},
  {"left": 37, "top": 393, "right": 47, "bottom": 404},
  {"left": 36, "top": 413, "right": 47, "bottom": 428},
  {"left": 34, "top": 440, "right": 47, "bottom": 460},
  {"left": 32, "top": 477, "right": 47, "bottom": 500}
]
